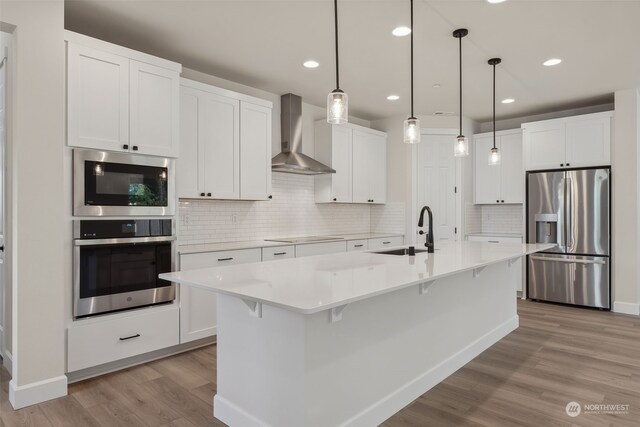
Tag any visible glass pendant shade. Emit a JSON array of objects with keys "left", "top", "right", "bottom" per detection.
[
  {"left": 488, "top": 147, "right": 501, "bottom": 165},
  {"left": 327, "top": 90, "right": 348, "bottom": 124},
  {"left": 403, "top": 117, "right": 420, "bottom": 144},
  {"left": 454, "top": 135, "right": 469, "bottom": 157}
]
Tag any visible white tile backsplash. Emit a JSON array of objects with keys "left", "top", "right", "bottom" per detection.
[
  {"left": 178, "top": 173, "right": 405, "bottom": 245},
  {"left": 478, "top": 204, "right": 524, "bottom": 234}
]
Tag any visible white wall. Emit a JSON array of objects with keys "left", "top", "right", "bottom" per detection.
[
  {"left": 612, "top": 88, "right": 640, "bottom": 315},
  {"left": 1, "top": 0, "right": 67, "bottom": 407}
]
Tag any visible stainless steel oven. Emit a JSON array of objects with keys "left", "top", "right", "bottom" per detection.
[
  {"left": 73, "top": 219, "right": 176, "bottom": 318},
  {"left": 73, "top": 149, "right": 175, "bottom": 216}
]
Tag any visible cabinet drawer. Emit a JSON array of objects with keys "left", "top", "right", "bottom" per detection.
[
  {"left": 180, "top": 248, "right": 262, "bottom": 269},
  {"left": 347, "top": 239, "right": 368, "bottom": 251},
  {"left": 295, "top": 241, "right": 347, "bottom": 258},
  {"left": 467, "top": 235, "right": 522, "bottom": 244},
  {"left": 67, "top": 305, "right": 179, "bottom": 372},
  {"left": 262, "top": 245, "right": 295, "bottom": 261},
  {"left": 368, "top": 236, "right": 404, "bottom": 250}
]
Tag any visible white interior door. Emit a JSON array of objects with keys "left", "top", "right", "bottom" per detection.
[
  {"left": 0, "top": 44, "right": 6, "bottom": 361},
  {"left": 417, "top": 132, "right": 458, "bottom": 245}
]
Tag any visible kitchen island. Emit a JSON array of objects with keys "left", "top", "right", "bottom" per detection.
[{"left": 161, "top": 241, "right": 554, "bottom": 427}]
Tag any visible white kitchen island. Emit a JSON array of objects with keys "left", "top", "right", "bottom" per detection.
[{"left": 160, "top": 241, "right": 553, "bottom": 427}]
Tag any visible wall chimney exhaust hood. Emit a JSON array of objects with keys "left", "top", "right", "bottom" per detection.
[{"left": 272, "top": 94, "right": 336, "bottom": 175}]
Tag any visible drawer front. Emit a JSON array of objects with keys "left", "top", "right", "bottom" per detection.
[
  {"left": 467, "top": 235, "right": 523, "bottom": 244},
  {"left": 262, "top": 245, "right": 295, "bottom": 261},
  {"left": 347, "top": 239, "right": 368, "bottom": 252},
  {"left": 368, "top": 236, "right": 404, "bottom": 250},
  {"left": 180, "top": 248, "right": 262, "bottom": 269},
  {"left": 68, "top": 305, "right": 179, "bottom": 372},
  {"left": 295, "top": 241, "right": 347, "bottom": 258}
]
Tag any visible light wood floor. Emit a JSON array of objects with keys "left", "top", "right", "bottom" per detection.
[{"left": 2, "top": 300, "right": 640, "bottom": 426}]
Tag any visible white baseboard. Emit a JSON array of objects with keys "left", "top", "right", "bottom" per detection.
[
  {"left": 613, "top": 301, "right": 640, "bottom": 316},
  {"left": 3, "top": 349, "right": 13, "bottom": 375},
  {"left": 214, "top": 316, "right": 519, "bottom": 427},
  {"left": 9, "top": 375, "right": 68, "bottom": 409}
]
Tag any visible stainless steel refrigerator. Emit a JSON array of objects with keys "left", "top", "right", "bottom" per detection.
[{"left": 526, "top": 167, "right": 610, "bottom": 309}]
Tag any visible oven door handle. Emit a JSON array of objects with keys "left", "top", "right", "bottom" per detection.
[{"left": 74, "top": 235, "right": 177, "bottom": 246}]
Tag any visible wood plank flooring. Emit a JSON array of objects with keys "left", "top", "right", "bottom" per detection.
[{"left": 2, "top": 300, "right": 640, "bottom": 426}]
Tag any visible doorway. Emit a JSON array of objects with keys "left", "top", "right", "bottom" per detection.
[{"left": 415, "top": 129, "right": 462, "bottom": 246}]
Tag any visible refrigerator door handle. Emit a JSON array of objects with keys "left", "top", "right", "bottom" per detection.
[
  {"left": 530, "top": 255, "right": 606, "bottom": 265},
  {"left": 559, "top": 177, "right": 566, "bottom": 251},
  {"left": 566, "top": 176, "right": 573, "bottom": 250}
]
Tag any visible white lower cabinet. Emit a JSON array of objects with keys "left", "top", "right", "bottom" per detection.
[
  {"left": 368, "top": 236, "right": 404, "bottom": 250},
  {"left": 295, "top": 241, "right": 347, "bottom": 258},
  {"left": 179, "top": 248, "right": 261, "bottom": 344},
  {"left": 262, "top": 245, "right": 295, "bottom": 261},
  {"left": 466, "top": 235, "right": 524, "bottom": 293},
  {"left": 347, "top": 239, "right": 368, "bottom": 251},
  {"left": 67, "top": 305, "right": 179, "bottom": 372}
]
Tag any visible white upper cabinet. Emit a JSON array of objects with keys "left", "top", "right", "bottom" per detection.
[
  {"left": 129, "top": 60, "right": 179, "bottom": 157},
  {"left": 177, "top": 78, "right": 272, "bottom": 201},
  {"left": 474, "top": 129, "right": 523, "bottom": 204},
  {"left": 523, "top": 111, "right": 612, "bottom": 171},
  {"left": 240, "top": 102, "right": 272, "bottom": 200},
  {"left": 66, "top": 31, "right": 181, "bottom": 157},
  {"left": 67, "top": 43, "right": 129, "bottom": 152},
  {"left": 315, "top": 121, "right": 387, "bottom": 204}
]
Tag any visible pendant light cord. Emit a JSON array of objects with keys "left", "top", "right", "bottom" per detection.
[
  {"left": 334, "top": 0, "right": 340, "bottom": 90},
  {"left": 459, "top": 35, "right": 463, "bottom": 135},
  {"left": 410, "top": 0, "right": 414, "bottom": 118},
  {"left": 492, "top": 62, "right": 496, "bottom": 150}
]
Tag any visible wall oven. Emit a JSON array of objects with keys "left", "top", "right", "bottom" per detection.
[
  {"left": 73, "top": 149, "right": 175, "bottom": 216},
  {"left": 73, "top": 219, "right": 176, "bottom": 318}
]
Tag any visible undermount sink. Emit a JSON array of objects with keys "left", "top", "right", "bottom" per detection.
[{"left": 372, "top": 248, "right": 427, "bottom": 256}]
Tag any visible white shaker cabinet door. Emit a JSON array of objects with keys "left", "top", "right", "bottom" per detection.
[
  {"left": 129, "top": 60, "right": 180, "bottom": 157},
  {"left": 67, "top": 43, "right": 130, "bottom": 152},
  {"left": 240, "top": 102, "right": 272, "bottom": 200},
  {"left": 369, "top": 133, "right": 387, "bottom": 204},
  {"left": 352, "top": 129, "right": 373, "bottom": 203},
  {"left": 565, "top": 115, "right": 611, "bottom": 168},
  {"left": 474, "top": 135, "right": 501, "bottom": 204},
  {"left": 499, "top": 132, "right": 524, "bottom": 203},
  {"left": 200, "top": 93, "right": 240, "bottom": 199},
  {"left": 176, "top": 88, "right": 200, "bottom": 198},
  {"left": 331, "top": 125, "right": 353, "bottom": 203},
  {"left": 524, "top": 122, "right": 565, "bottom": 171}
]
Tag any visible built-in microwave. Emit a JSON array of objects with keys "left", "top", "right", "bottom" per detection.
[{"left": 73, "top": 149, "right": 175, "bottom": 216}]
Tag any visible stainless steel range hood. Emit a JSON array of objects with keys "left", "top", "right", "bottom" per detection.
[{"left": 272, "top": 93, "right": 336, "bottom": 175}]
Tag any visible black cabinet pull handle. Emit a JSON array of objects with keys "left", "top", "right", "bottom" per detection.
[
  {"left": 383, "top": 241, "right": 391, "bottom": 244},
  {"left": 566, "top": 163, "right": 570, "bottom": 166},
  {"left": 119, "top": 333, "right": 140, "bottom": 341},
  {"left": 501, "top": 200, "right": 505, "bottom": 203},
  {"left": 218, "top": 257, "right": 233, "bottom": 261},
  {"left": 488, "top": 240, "right": 500, "bottom": 243},
  {"left": 200, "top": 192, "right": 205, "bottom": 197},
  {"left": 354, "top": 244, "right": 364, "bottom": 248},
  {"left": 0, "top": 246, "right": 4, "bottom": 251},
  {"left": 333, "top": 198, "right": 337, "bottom": 201},
  {"left": 274, "top": 252, "right": 287, "bottom": 256},
  {"left": 132, "top": 146, "right": 138, "bottom": 151},
  {"left": 496, "top": 199, "right": 499, "bottom": 203},
  {"left": 123, "top": 144, "right": 129, "bottom": 150},
  {"left": 560, "top": 163, "right": 564, "bottom": 167},
  {"left": 207, "top": 193, "right": 212, "bottom": 197},
  {"left": 268, "top": 195, "right": 273, "bottom": 199}
]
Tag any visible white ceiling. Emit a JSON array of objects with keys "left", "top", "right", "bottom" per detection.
[{"left": 64, "top": 0, "right": 639, "bottom": 122}]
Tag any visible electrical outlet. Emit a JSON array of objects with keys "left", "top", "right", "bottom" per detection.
[
  {"left": 232, "top": 214, "right": 238, "bottom": 224},
  {"left": 182, "top": 214, "right": 190, "bottom": 225}
]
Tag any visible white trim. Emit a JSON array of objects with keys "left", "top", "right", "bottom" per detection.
[
  {"left": 473, "top": 127, "right": 523, "bottom": 139},
  {"left": 64, "top": 30, "right": 181, "bottom": 73},
  {"left": 613, "top": 301, "right": 640, "bottom": 316},
  {"left": 3, "top": 349, "right": 12, "bottom": 373},
  {"left": 213, "top": 316, "right": 518, "bottom": 427},
  {"left": 180, "top": 78, "right": 272, "bottom": 109},
  {"left": 9, "top": 375, "right": 67, "bottom": 409}
]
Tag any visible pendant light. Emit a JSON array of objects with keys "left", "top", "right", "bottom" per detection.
[
  {"left": 453, "top": 28, "right": 469, "bottom": 157},
  {"left": 403, "top": 0, "right": 420, "bottom": 144},
  {"left": 327, "top": 0, "right": 348, "bottom": 124},
  {"left": 488, "top": 57, "right": 502, "bottom": 166}
]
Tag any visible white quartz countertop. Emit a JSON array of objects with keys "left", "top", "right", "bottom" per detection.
[
  {"left": 177, "top": 233, "right": 404, "bottom": 254},
  {"left": 162, "top": 241, "right": 554, "bottom": 314}
]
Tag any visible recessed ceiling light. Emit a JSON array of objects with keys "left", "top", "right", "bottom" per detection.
[
  {"left": 303, "top": 60, "right": 319, "bottom": 69},
  {"left": 432, "top": 83, "right": 442, "bottom": 88},
  {"left": 543, "top": 58, "right": 562, "bottom": 66},
  {"left": 386, "top": 95, "right": 400, "bottom": 101},
  {"left": 501, "top": 98, "right": 515, "bottom": 104},
  {"left": 392, "top": 26, "right": 411, "bottom": 37},
  {"left": 486, "top": 0, "right": 507, "bottom": 3}
]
